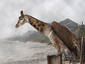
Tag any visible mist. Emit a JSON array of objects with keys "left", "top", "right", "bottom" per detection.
[{"left": 0, "top": 0, "right": 85, "bottom": 39}]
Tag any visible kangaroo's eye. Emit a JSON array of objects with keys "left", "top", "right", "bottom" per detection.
[
  {"left": 19, "top": 17, "right": 23, "bottom": 20},
  {"left": 20, "top": 18, "right": 23, "bottom": 20}
]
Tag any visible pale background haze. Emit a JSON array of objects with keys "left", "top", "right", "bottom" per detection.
[
  {"left": 0, "top": 0, "right": 85, "bottom": 64},
  {"left": 0, "top": 0, "right": 85, "bottom": 38}
]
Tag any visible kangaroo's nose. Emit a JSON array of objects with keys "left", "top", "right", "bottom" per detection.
[{"left": 15, "top": 24, "right": 19, "bottom": 28}]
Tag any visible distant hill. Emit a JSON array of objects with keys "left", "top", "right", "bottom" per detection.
[
  {"left": 8, "top": 31, "right": 50, "bottom": 43},
  {"left": 27, "top": 31, "right": 50, "bottom": 43},
  {"left": 60, "top": 18, "right": 78, "bottom": 31},
  {"left": 7, "top": 31, "right": 32, "bottom": 42}
]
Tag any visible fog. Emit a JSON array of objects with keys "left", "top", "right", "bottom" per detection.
[
  {"left": 0, "top": 0, "right": 85, "bottom": 39},
  {"left": 0, "top": 40, "right": 56, "bottom": 64},
  {"left": 0, "top": 0, "right": 85, "bottom": 64}
]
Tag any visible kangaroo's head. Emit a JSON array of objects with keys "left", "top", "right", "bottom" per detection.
[{"left": 15, "top": 10, "right": 28, "bottom": 28}]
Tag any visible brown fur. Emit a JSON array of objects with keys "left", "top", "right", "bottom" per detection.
[
  {"left": 16, "top": 11, "right": 80, "bottom": 59},
  {"left": 26, "top": 15, "right": 63, "bottom": 53},
  {"left": 27, "top": 15, "right": 49, "bottom": 32},
  {"left": 51, "top": 21, "right": 80, "bottom": 58}
]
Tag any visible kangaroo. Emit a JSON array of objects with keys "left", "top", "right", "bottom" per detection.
[{"left": 15, "top": 10, "right": 63, "bottom": 54}]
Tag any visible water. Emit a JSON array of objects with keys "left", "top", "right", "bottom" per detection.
[{"left": 0, "top": 40, "right": 56, "bottom": 64}]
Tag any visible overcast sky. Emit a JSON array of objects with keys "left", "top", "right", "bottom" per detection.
[{"left": 0, "top": 0, "right": 85, "bottom": 39}]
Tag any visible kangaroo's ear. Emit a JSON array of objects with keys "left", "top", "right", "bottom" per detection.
[{"left": 20, "top": 10, "right": 24, "bottom": 16}]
